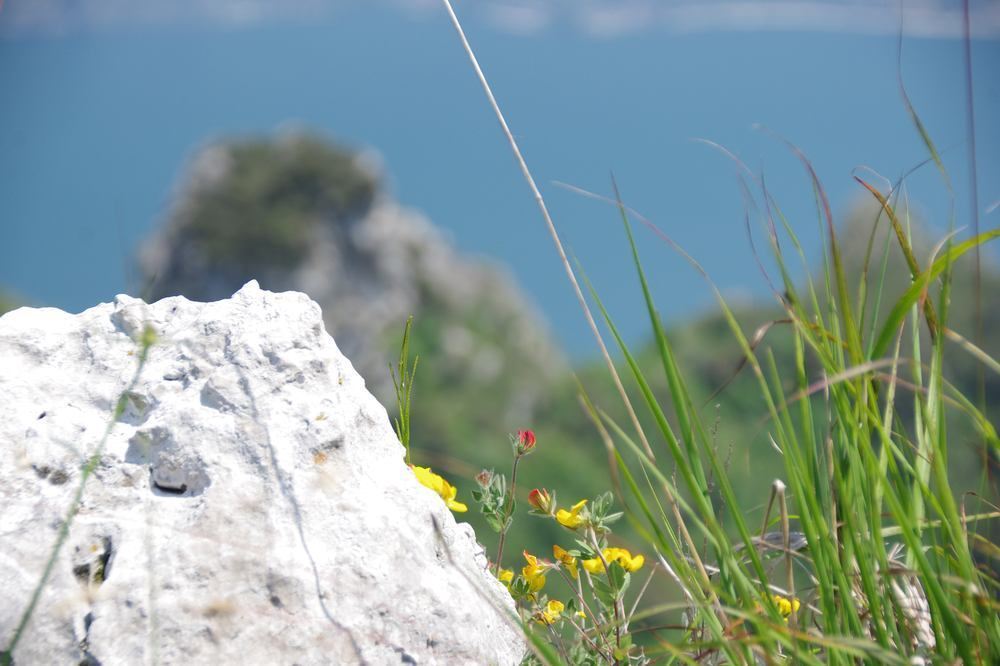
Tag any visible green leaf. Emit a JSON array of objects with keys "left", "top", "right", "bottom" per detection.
[
  {"left": 485, "top": 515, "right": 503, "bottom": 533},
  {"left": 608, "top": 561, "right": 627, "bottom": 590},
  {"left": 871, "top": 228, "right": 1000, "bottom": 357},
  {"left": 592, "top": 578, "right": 616, "bottom": 606}
]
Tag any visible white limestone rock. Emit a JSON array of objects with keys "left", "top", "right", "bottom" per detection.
[{"left": 0, "top": 281, "right": 524, "bottom": 665}]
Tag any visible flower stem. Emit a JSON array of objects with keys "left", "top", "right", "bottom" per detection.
[
  {"left": 558, "top": 567, "right": 611, "bottom": 659},
  {"left": 494, "top": 455, "right": 521, "bottom": 576},
  {"left": 588, "top": 527, "right": 623, "bottom": 664}
]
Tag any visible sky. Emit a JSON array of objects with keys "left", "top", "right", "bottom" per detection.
[{"left": 0, "top": 0, "right": 997, "bottom": 358}]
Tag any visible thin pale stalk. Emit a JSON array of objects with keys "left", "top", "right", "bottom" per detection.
[{"left": 439, "top": 0, "right": 655, "bottom": 460}]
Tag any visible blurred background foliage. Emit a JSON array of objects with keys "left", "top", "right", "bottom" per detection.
[
  {"left": 159, "top": 135, "right": 999, "bottom": 560},
  {"left": 2, "top": 131, "right": 994, "bottom": 579},
  {"left": 0, "top": 290, "right": 19, "bottom": 316}
]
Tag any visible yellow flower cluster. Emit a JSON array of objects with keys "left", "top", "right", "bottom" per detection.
[
  {"left": 410, "top": 465, "right": 467, "bottom": 512},
  {"left": 772, "top": 594, "right": 800, "bottom": 617},
  {"left": 581, "top": 547, "right": 645, "bottom": 574}
]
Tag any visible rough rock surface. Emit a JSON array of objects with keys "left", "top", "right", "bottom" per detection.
[{"left": 0, "top": 281, "right": 524, "bottom": 665}]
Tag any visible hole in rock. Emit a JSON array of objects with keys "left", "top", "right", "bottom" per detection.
[
  {"left": 393, "top": 647, "right": 417, "bottom": 665},
  {"left": 127, "top": 430, "right": 211, "bottom": 496},
  {"left": 162, "top": 371, "right": 184, "bottom": 381},
  {"left": 125, "top": 432, "right": 154, "bottom": 465},
  {"left": 200, "top": 382, "right": 238, "bottom": 413},
  {"left": 116, "top": 392, "right": 150, "bottom": 426},
  {"left": 72, "top": 535, "right": 113, "bottom": 587},
  {"left": 32, "top": 461, "right": 68, "bottom": 483},
  {"left": 34, "top": 465, "right": 70, "bottom": 485},
  {"left": 149, "top": 457, "right": 210, "bottom": 497},
  {"left": 78, "top": 653, "right": 102, "bottom": 666},
  {"left": 152, "top": 480, "right": 188, "bottom": 495}
]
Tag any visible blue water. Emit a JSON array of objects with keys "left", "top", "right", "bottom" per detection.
[{"left": 1, "top": 6, "right": 996, "bottom": 357}]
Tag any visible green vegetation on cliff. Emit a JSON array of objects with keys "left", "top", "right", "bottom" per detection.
[
  {"left": 0, "top": 290, "right": 20, "bottom": 316},
  {"left": 180, "top": 137, "right": 376, "bottom": 274}
]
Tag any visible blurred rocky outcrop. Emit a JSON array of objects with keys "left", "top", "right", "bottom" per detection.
[{"left": 139, "top": 132, "right": 565, "bottom": 443}]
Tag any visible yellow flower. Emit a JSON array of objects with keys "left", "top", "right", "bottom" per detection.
[
  {"left": 553, "top": 544, "right": 578, "bottom": 580},
  {"left": 555, "top": 499, "right": 587, "bottom": 529},
  {"left": 581, "top": 547, "right": 645, "bottom": 574},
  {"left": 521, "top": 551, "right": 547, "bottom": 593},
  {"left": 772, "top": 594, "right": 800, "bottom": 618},
  {"left": 497, "top": 568, "right": 514, "bottom": 587},
  {"left": 410, "top": 465, "right": 468, "bottom": 512},
  {"left": 537, "top": 600, "right": 564, "bottom": 625},
  {"left": 575, "top": 610, "right": 587, "bottom": 620}
]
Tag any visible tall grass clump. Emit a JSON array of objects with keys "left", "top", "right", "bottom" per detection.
[
  {"left": 391, "top": 315, "right": 419, "bottom": 466},
  {"left": 439, "top": 1, "right": 999, "bottom": 662}
]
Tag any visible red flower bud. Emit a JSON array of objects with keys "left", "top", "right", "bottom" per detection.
[
  {"left": 527, "top": 488, "right": 552, "bottom": 514},
  {"left": 515, "top": 429, "right": 536, "bottom": 454}
]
